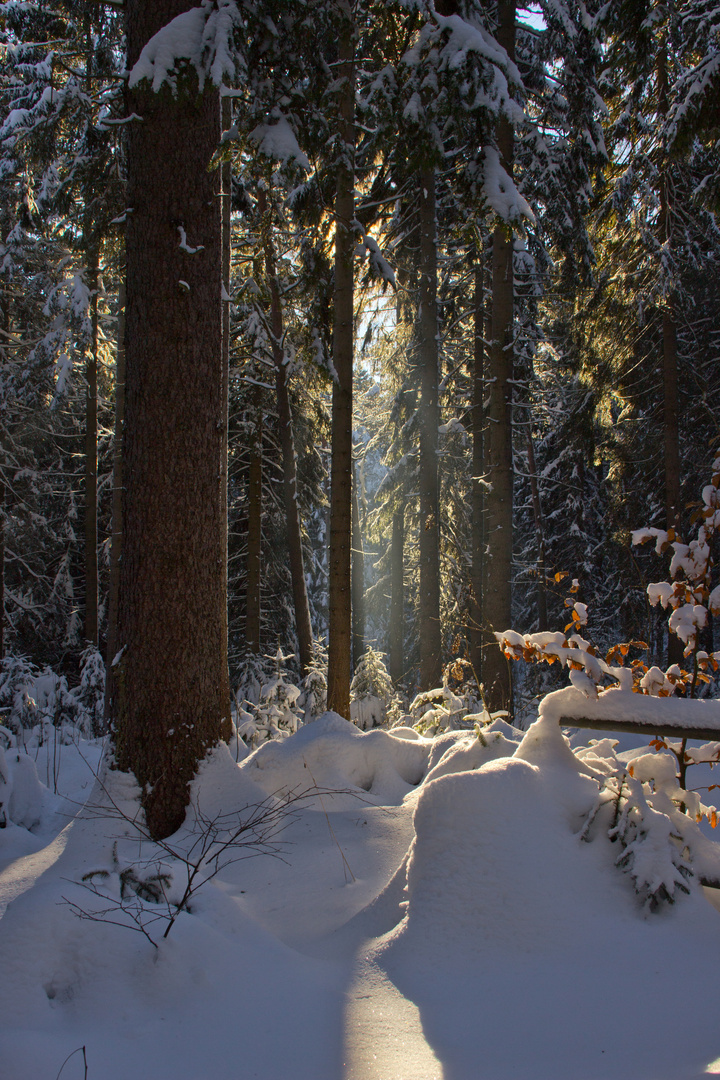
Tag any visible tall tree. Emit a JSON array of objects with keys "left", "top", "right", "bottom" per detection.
[
  {"left": 482, "top": 0, "right": 517, "bottom": 713},
  {"left": 113, "top": 0, "right": 231, "bottom": 839},
  {"left": 257, "top": 185, "right": 314, "bottom": 676},
  {"left": 327, "top": 0, "right": 356, "bottom": 718},
  {"left": 417, "top": 168, "right": 442, "bottom": 689}
]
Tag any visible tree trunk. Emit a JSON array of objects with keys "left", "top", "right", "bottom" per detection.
[
  {"left": 104, "top": 283, "right": 125, "bottom": 724},
  {"left": 657, "top": 43, "right": 680, "bottom": 532},
  {"left": 327, "top": 0, "right": 355, "bottom": 719},
  {"left": 526, "top": 425, "right": 547, "bottom": 632},
  {"left": 219, "top": 94, "right": 232, "bottom": 733},
  {"left": 114, "top": 0, "right": 228, "bottom": 840},
  {"left": 352, "top": 460, "right": 365, "bottom": 671},
  {"left": 257, "top": 188, "right": 313, "bottom": 676},
  {"left": 417, "top": 167, "right": 442, "bottom": 690},
  {"left": 0, "top": 477, "right": 5, "bottom": 665},
  {"left": 469, "top": 257, "right": 486, "bottom": 680},
  {"left": 482, "top": 0, "right": 516, "bottom": 714},
  {"left": 84, "top": 244, "right": 99, "bottom": 646},
  {"left": 657, "top": 42, "right": 682, "bottom": 668},
  {"left": 389, "top": 503, "right": 404, "bottom": 685},
  {"left": 245, "top": 384, "right": 263, "bottom": 655}
]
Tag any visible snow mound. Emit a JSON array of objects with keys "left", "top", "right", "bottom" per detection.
[
  {"left": 241, "top": 711, "right": 431, "bottom": 806},
  {"left": 0, "top": 747, "right": 43, "bottom": 830},
  {"left": 395, "top": 755, "right": 611, "bottom": 955},
  {"left": 370, "top": 717, "right": 720, "bottom": 1078}
]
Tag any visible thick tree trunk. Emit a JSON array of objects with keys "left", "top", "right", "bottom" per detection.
[
  {"left": 352, "top": 461, "right": 365, "bottom": 671},
  {"left": 104, "top": 284, "right": 125, "bottom": 724},
  {"left": 469, "top": 258, "right": 486, "bottom": 680},
  {"left": 389, "top": 503, "right": 404, "bottom": 685},
  {"left": 482, "top": 0, "right": 516, "bottom": 714},
  {"left": 84, "top": 245, "right": 99, "bottom": 646},
  {"left": 417, "top": 167, "right": 442, "bottom": 690},
  {"left": 258, "top": 188, "right": 313, "bottom": 676},
  {"left": 245, "top": 385, "right": 263, "bottom": 655},
  {"left": 327, "top": 0, "right": 355, "bottom": 719},
  {"left": 219, "top": 94, "right": 232, "bottom": 732},
  {"left": 114, "top": 0, "right": 228, "bottom": 840}
]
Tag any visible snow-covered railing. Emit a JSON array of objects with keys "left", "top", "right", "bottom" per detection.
[{"left": 540, "top": 687, "right": 720, "bottom": 742}]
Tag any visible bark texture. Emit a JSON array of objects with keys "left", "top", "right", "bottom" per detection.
[
  {"left": 84, "top": 246, "right": 99, "bottom": 646},
  {"left": 417, "top": 168, "right": 442, "bottom": 690},
  {"left": 258, "top": 188, "right": 313, "bottom": 676},
  {"left": 114, "top": 0, "right": 228, "bottom": 839},
  {"left": 389, "top": 504, "right": 404, "bottom": 685},
  {"left": 657, "top": 41, "right": 682, "bottom": 667},
  {"left": 327, "top": 0, "right": 355, "bottom": 719},
  {"left": 352, "top": 462, "right": 365, "bottom": 671},
  {"left": 104, "top": 284, "right": 125, "bottom": 724},
  {"left": 482, "top": 0, "right": 516, "bottom": 714},
  {"left": 526, "top": 426, "right": 547, "bottom": 632},
  {"left": 469, "top": 258, "right": 486, "bottom": 680},
  {"left": 218, "top": 94, "right": 232, "bottom": 738},
  {"left": 244, "top": 386, "right": 263, "bottom": 655}
]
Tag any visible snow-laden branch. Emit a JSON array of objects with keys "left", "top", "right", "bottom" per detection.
[{"left": 128, "top": 0, "right": 244, "bottom": 94}]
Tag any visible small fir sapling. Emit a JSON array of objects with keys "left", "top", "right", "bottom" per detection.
[
  {"left": 350, "top": 647, "right": 394, "bottom": 729},
  {"left": 245, "top": 648, "right": 303, "bottom": 746},
  {"left": 386, "top": 690, "right": 411, "bottom": 729},
  {"left": 74, "top": 644, "right": 107, "bottom": 737},
  {"left": 234, "top": 648, "right": 273, "bottom": 710},
  {"left": 301, "top": 638, "right": 328, "bottom": 722},
  {"left": 0, "top": 655, "right": 41, "bottom": 738}
]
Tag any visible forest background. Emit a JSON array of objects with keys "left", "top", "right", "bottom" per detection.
[{"left": 2, "top": 0, "right": 720, "bottom": 834}]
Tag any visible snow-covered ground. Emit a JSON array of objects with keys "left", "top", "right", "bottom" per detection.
[{"left": 2, "top": 709, "right": 720, "bottom": 1080}]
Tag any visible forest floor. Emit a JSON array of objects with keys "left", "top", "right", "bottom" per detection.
[{"left": 1, "top": 712, "right": 720, "bottom": 1080}]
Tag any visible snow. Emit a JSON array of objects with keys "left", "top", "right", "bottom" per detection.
[
  {"left": 540, "top": 683, "right": 720, "bottom": 735},
  {"left": 128, "top": 0, "right": 242, "bottom": 94},
  {"left": 247, "top": 113, "right": 310, "bottom": 169},
  {"left": 2, "top": 710, "right": 720, "bottom": 1079},
  {"left": 482, "top": 146, "right": 536, "bottom": 224}
]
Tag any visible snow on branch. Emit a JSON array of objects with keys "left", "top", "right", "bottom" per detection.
[
  {"left": 246, "top": 113, "right": 310, "bottom": 170},
  {"left": 128, "top": 0, "right": 244, "bottom": 95},
  {"left": 482, "top": 147, "right": 535, "bottom": 225}
]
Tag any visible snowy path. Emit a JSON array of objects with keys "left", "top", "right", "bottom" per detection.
[
  {"left": 0, "top": 821, "right": 73, "bottom": 917},
  {"left": 342, "top": 955, "right": 442, "bottom": 1080}
]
